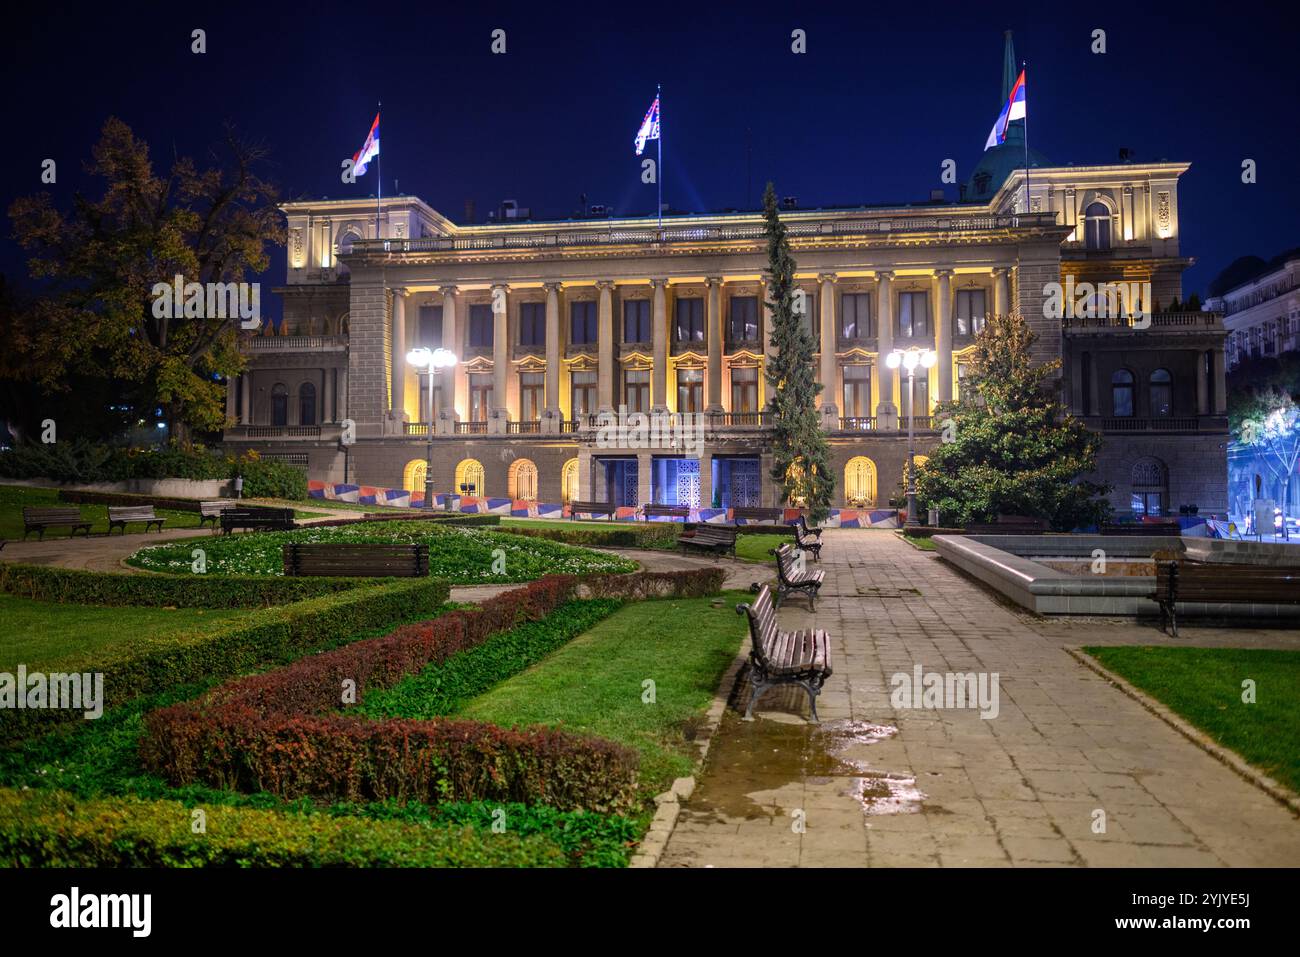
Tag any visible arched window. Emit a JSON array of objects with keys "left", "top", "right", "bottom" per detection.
[
  {"left": 844, "top": 456, "right": 877, "bottom": 508},
  {"left": 402, "top": 459, "right": 427, "bottom": 494},
  {"left": 1111, "top": 369, "right": 1135, "bottom": 417},
  {"left": 1131, "top": 457, "right": 1168, "bottom": 517},
  {"left": 455, "top": 458, "right": 486, "bottom": 497},
  {"left": 508, "top": 458, "right": 539, "bottom": 501},
  {"left": 298, "top": 382, "right": 317, "bottom": 426},
  {"left": 1084, "top": 201, "right": 1113, "bottom": 250},
  {"left": 561, "top": 458, "right": 580, "bottom": 504},
  {"left": 1149, "top": 369, "right": 1172, "bottom": 417},
  {"left": 271, "top": 383, "right": 288, "bottom": 426}
]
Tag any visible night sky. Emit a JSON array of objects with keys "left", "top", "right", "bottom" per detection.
[{"left": 5, "top": 0, "right": 1298, "bottom": 321}]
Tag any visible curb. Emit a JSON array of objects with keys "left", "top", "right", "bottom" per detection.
[
  {"left": 1065, "top": 646, "right": 1300, "bottom": 817},
  {"left": 627, "top": 621, "right": 749, "bottom": 869}
]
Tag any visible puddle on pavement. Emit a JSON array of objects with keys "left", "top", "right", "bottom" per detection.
[{"left": 685, "top": 705, "right": 926, "bottom": 823}]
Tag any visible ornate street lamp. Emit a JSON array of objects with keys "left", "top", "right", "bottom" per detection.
[
  {"left": 885, "top": 347, "right": 937, "bottom": 528},
  {"left": 407, "top": 347, "right": 459, "bottom": 508}
]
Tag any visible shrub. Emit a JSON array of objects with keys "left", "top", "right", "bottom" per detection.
[
  {"left": 500, "top": 522, "right": 679, "bottom": 550},
  {"left": 578, "top": 567, "right": 726, "bottom": 600},
  {"left": 0, "top": 562, "right": 396, "bottom": 608},
  {"left": 0, "top": 577, "right": 450, "bottom": 743},
  {"left": 57, "top": 489, "right": 207, "bottom": 511},
  {"left": 236, "top": 455, "right": 306, "bottom": 500},
  {"left": 0, "top": 788, "right": 565, "bottom": 867}
]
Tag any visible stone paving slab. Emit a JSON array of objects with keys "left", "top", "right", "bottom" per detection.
[{"left": 660, "top": 529, "right": 1300, "bottom": 868}]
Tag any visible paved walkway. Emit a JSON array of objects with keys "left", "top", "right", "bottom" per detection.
[{"left": 661, "top": 529, "right": 1300, "bottom": 868}]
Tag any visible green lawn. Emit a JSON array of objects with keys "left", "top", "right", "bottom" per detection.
[
  {"left": 459, "top": 592, "right": 749, "bottom": 795},
  {"left": 735, "top": 532, "right": 792, "bottom": 563},
  {"left": 0, "top": 593, "right": 246, "bottom": 671},
  {"left": 1086, "top": 646, "right": 1300, "bottom": 793},
  {"left": 0, "top": 484, "right": 204, "bottom": 540},
  {"left": 898, "top": 532, "right": 938, "bottom": 551}
]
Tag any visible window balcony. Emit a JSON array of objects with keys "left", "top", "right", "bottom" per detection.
[
  {"left": 839, "top": 416, "right": 877, "bottom": 431},
  {"left": 507, "top": 420, "right": 542, "bottom": 434},
  {"left": 226, "top": 424, "right": 334, "bottom": 440},
  {"left": 242, "top": 335, "right": 346, "bottom": 353},
  {"left": 1082, "top": 415, "right": 1227, "bottom": 434}
]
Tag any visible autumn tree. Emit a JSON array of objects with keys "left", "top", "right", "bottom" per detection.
[{"left": 7, "top": 118, "right": 283, "bottom": 446}]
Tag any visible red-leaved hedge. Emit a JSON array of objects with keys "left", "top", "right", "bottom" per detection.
[{"left": 140, "top": 567, "right": 722, "bottom": 812}]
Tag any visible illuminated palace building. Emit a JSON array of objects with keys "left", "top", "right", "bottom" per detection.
[{"left": 224, "top": 53, "right": 1228, "bottom": 517}]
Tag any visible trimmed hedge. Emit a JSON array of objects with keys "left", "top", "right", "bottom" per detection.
[
  {"left": 0, "top": 788, "right": 565, "bottom": 867},
  {"left": 1, "top": 576, "right": 451, "bottom": 743},
  {"left": 578, "top": 567, "right": 726, "bottom": 600},
  {"left": 304, "top": 512, "right": 502, "bottom": 529},
  {"left": 499, "top": 522, "right": 678, "bottom": 550},
  {"left": 139, "top": 568, "right": 721, "bottom": 812},
  {"left": 58, "top": 489, "right": 208, "bottom": 512},
  {"left": 0, "top": 562, "right": 395, "bottom": 608}
]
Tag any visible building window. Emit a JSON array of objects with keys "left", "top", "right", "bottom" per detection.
[
  {"left": 898, "top": 291, "right": 929, "bottom": 338},
  {"left": 795, "top": 291, "right": 817, "bottom": 343},
  {"left": 571, "top": 371, "right": 597, "bottom": 417},
  {"left": 675, "top": 297, "right": 704, "bottom": 343},
  {"left": 955, "top": 289, "right": 987, "bottom": 336},
  {"left": 297, "top": 381, "right": 314, "bottom": 425},
  {"left": 902, "top": 374, "right": 929, "bottom": 422},
  {"left": 1149, "top": 368, "right": 1172, "bottom": 417},
  {"left": 844, "top": 456, "right": 877, "bottom": 508},
  {"left": 840, "top": 293, "right": 871, "bottom": 339},
  {"left": 729, "top": 296, "right": 759, "bottom": 342},
  {"left": 271, "top": 383, "right": 288, "bottom": 426},
  {"left": 1111, "top": 369, "right": 1135, "bottom": 417},
  {"left": 677, "top": 367, "right": 703, "bottom": 413},
  {"left": 570, "top": 301, "right": 597, "bottom": 345},
  {"left": 455, "top": 458, "right": 485, "bottom": 497},
  {"left": 519, "top": 302, "right": 546, "bottom": 347},
  {"left": 560, "top": 457, "right": 580, "bottom": 504},
  {"left": 417, "top": 305, "right": 443, "bottom": 348},
  {"left": 468, "top": 304, "right": 494, "bottom": 348},
  {"left": 842, "top": 364, "right": 872, "bottom": 418},
  {"left": 1131, "top": 458, "right": 1168, "bottom": 517},
  {"left": 623, "top": 299, "right": 650, "bottom": 342},
  {"left": 1085, "top": 202, "right": 1112, "bottom": 250},
  {"left": 519, "top": 371, "right": 544, "bottom": 421},
  {"left": 731, "top": 367, "right": 758, "bottom": 413},
  {"left": 508, "top": 458, "right": 538, "bottom": 501},
  {"left": 469, "top": 373, "right": 493, "bottom": 422},
  {"left": 418, "top": 377, "right": 442, "bottom": 422},
  {"left": 624, "top": 369, "right": 650, "bottom": 412}
]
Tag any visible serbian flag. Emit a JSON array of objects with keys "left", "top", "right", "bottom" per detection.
[
  {"left": 353, "top": 112, "right": 380, "bottom": 176},
  {"left": 633, "top": 94, "right": 660, "bottom": 156},
  {"left": 984, "top": 69, "right": 1027, "bottom": 150}
]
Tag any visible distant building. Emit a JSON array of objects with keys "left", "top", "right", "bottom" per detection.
[
  {"left": 222, "top": 33, "right": 1227, "bottom": 520},
  {"left": 1210, "top": 254, "right": 1300, "bottom": 369}
]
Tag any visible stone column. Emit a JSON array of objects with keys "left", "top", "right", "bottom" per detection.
[
  {"left": 337, "top": 368, "right": 348, "bottom": 427},
  {"left": 759, "top": 277, "right": 774, "bottom": 409},
  {"left": 993, "top": 266, "right": 1011, "bottom": 318},
  {"left": 637, "top": 451, "right": 653, "bottom": 507},
  {"left": 490, "top": 283, "right": 510, "bottom": 433},
  {"left": 875, "top": 270, "right": 897, "bottom": 428},
  {"left": 440, "top": 285, "right": 459, "bottom": 433},
  {"left": 543, "top": 281, "right": 563, "bottom": 432},
  {"left": 818, "top": 273, "right": 838, "bottom": 427},
  {"left": 240, "top": 374, "right": 251, "bottom": 425},
  {"left": 389, "top": 288, "right": 408, "bottom": 427},
  {"left": 225, "top": 374, "right": 237, "bottom": 425},
  {"left": 935, "top": 268, "right": 953, "bottom": 403},
  {"left": 596, "top": 280, "right": 615, "bottom": 413},
  {"left": 698, "top": 451, "right": 713, "bottom": 510},
  {"left": 650, "top": 279, "right": 669, "bottom": 414},
  {"left": 705, "top": 277, "right": 724, "bottom": 414}
]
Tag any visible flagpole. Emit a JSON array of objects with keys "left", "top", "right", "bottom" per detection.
[
  {"left": 1021, "top": 64, "right": 1030, "bottom": 214},
  {"left": 656, "top": 83, "right": 663, "bottom": 233},
  {"left": 376, "top": 101, "right": 383, "bottom": 237}
]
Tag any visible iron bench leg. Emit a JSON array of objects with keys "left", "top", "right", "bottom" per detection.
[{"left": 744, "top": 671, "right": 768, "bottom": 721}]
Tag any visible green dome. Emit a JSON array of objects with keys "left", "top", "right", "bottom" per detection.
[{"left": 965, "top": 130, "right": 1051, "bottom": 203}]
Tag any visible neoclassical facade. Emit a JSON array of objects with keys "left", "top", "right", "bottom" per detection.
[{"left": 1211, "top": 254, "right": 1300, "bottom": 370}]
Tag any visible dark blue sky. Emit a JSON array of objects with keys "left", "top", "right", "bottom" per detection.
[{"left": 4, "top": 0, "right": 1298, "bottom": 317}]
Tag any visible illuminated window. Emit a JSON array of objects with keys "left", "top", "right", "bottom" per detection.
[
  {"left": 842, "top": 365, "right": 872, "bottom": 418},
  {"left": 955, "top": 289, "right": 987, "bottom": 336},
  {"left": 677, "top": 368, "right": 703, "bottom": 413},
  {"left": 898, "top": 292, "right": 929, "bottom": 337},
  {"left": 844, "top": 456, "right": 877, "bottom": 507},
  {"left": 675, "top": 297, "right": 704, "bottom": 343},
  {"left": 841, "top": 293, "right": 871, "bottom": 338},
  {"left": 1112, "top": 369, "right": 1135, "bottom": 417},
  {"left": 508, "top": 458, "right": 538, "bottom": 501},
  {"left": 1149, "top": 369, "right": 1172, "bottom": 417},
  {"left": 561, "top": 458, "right": 580, "bottom": 504},
  {"left": 731, "top": 367, "right": 758, "bottom": 413},
  {"left": 729, "top": 296, "right": 759, "bottom": 341},
  {"left": 455, "top": 458, "right": 486, "bottom": 497}
]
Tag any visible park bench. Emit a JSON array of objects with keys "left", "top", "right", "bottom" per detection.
[
  {"left": 966, "top": 514, "right": 1049, "bottom": 535},
  {"left": 106, "top": 505, "right": 165, "bottom": 535},
  {"left": 568, "top": 500, "right": 618, "bottom": 520},
  {"left": 1153, "top": 560, "right": 1300, "bottom": 637},
  {"left": 732, "top": 506, "right": 786, "bottom": 525},
  {"left": 220, "top": 507, "right": 296, "bottom": 535},
  {"left": 21, "top": 507, "right": 92, "bottom": 540},
  {"left": 283, "top": 542, "right": 430, "bottom": 577},
  {"left": 794, "top": 518, "right": 823, "bottom": 561},
  {"left": 735, "top": 583, "right": 833, "bottom": 722},
  {"left": 642, "top": 504, "right": 691, "bottom": 520},
  {"left": 198, "top": 499, "right": 237, "bottom": 529},
  {"left": 1101, "top": 521, "right": 1181, "bottom": 537},
  {"left": 679, "top": 523, "right": 738, "bottom": 556},
  {"left": 772, "top": 542, "right": 825, "bottom": 610},
  {"left": 797, "top": 514, "right": 823, "bottom": 537}
]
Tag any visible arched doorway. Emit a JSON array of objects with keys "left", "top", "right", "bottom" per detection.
[
  {"left": 1131, "top": 457, "right": 1168, "bottom": 517},
  {"left": 508, "top": 458, "right": 539, "bottom": 501},
  {"left": 561, "top": 458, "right": 580, "bottom": 504},
  {"left": 402, "top": 459, "right": 427, "bottom": 494},
  {"left": 844, "top": 456, "right": 877, "bottom": 508},
  {"left": 455, "top": 458, "right": 486, "bottom": 497}
]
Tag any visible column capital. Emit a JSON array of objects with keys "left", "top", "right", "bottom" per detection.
[
  {"left": 991, "top": 266, "right": 1011, "bottom": 277},
  {"left": 817, "top": 272, "right": 838, "bottom": 285},
  {"left": 542, "top": 281, "right": 563, "bottom": 293},
  {"left": 933, "top": 268, "right": 954, "bottom": 279},
  {"left": 490, "top": 282, "right": 510, "bottom": 293},
  {"left": 439, "top": 284, "right": 458, "bottom": 296},
  {"left": 705, "top": 275, "right": 723, "bottom": 288},
  {"left": 595, "top": 279, "right": 616, "bottom": 291},
  {"left": 648, "top": 278, "right": 669, "bottom": 289},
  {"left": 875, "top": 270, "right": 895, "bottom": 282},
  {"left": 392, "top": 287, "right": 410, "bottom": 298}
]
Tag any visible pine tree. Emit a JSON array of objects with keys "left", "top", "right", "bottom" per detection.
[
  {"left": 761, "top": 183, "right": 834, "bottom": 521},
  {"left": 915, "top": 311, "right": 1111, "bottom": 530}
]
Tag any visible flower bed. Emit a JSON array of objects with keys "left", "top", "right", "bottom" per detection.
[{"left": 127, "top": 521, "right": 637, "bottom": 581}]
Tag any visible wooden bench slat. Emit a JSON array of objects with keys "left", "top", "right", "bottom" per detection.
[
  {"left": 22, "top": 507, "right": 92, "bottom": 540},
  {"left": 736, "top": 584, "right": 833, "bottom": 722}
]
